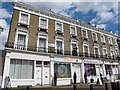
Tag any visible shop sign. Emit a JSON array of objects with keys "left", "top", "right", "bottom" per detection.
[
  {"left": 54, "top": 57, "right": 82, "bottom": 63},
  {"left": 84, "top": 59, "right": 103, "bottom": 64},
  {"left": 104, "top": 61, "right": 118, "bottom": 65}
]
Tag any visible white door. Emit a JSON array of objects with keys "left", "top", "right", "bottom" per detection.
[
  {"left": 35, "top": 67, "right": 42, "bottom": 85},
  {"left": 43, "top": 67, "right": 50, "bottom": 85},
  {"left": 96, "top": 65, "right": 101, "bottom": 77},
  {"left": 99, "top": 65, "right": 104, "bottom": 75},
  {"left": 72, "top": 64, "right": 81, "bottom": 83}
]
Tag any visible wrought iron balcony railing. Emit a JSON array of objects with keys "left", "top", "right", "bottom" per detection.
[{"left": 5, "top": 42, "right": 119, "bottom": 60}]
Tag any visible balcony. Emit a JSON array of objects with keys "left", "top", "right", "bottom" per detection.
[
  {"left": 37, "top": 47, "right": 47, "bottom": 53},
  {"left": 56, "top": 30, "right": 63, "bottom": 36},
  {"left": 82, "top": 37, "right": 88, "bottom": 41},
  {"left": 38, "top": 27, "right": 48, "bottom": 33},
  {"left": 17, "top": 22, "right": 29, "bottom": 28},
  {"left": 57, "top": 49, "right": 63, "bottom": 55},
  {"left": 5, "top": 42, "right": 119, "bottom": 60},
  {"left": 93, "top": 40, "right": 98, "bottom": 43},
  {"left": 101, "top": 42, "right": 106, "bottom": 45},
  {"left": 71, "top": 34, "right": 77, "bottom": 39}
]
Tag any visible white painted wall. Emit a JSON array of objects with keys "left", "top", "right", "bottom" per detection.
[
  {"left": 0, "top": 76, "right": 2, "bottom": 87},
  {"left": 1, "top": 51, "right": 51, "bottom": 88}
]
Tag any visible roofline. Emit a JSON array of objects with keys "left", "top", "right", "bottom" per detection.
[{"left": 12, "top": 1, "right": 119, "bottom": 37}]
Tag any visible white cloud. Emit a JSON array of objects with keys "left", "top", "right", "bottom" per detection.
[
  {"left": 0, "top": 19, "right": 9, "bottom": 50},
  {"left": 96, "top": 24, "right": 106, "bottom": 29},
  {"left": 0, "top": 9, "right": 12, "bottom": 19},
  {"left": 91, "top": 11, "right": 114, "bottom": 24}
]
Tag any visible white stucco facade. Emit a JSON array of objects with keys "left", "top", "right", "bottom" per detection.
[{"left": 1, "top": 50, "right": 119, "bottom": 88}]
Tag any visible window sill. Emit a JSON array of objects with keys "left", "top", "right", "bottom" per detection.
[{"left": 17, "top": 23, "right": 29, "bottom": 28}]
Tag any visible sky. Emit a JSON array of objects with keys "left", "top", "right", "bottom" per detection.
[{"left": 0, "top": 0, "right": 120, "bottom": 49}]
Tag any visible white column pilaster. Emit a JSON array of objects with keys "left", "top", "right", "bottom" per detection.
[
  {"left": 50, "top": 60, "right": 54, "bottom": 85},
  {"left": 41, "top": 61, "right": 44, "bottom": 86},
  {"left": 1, "top": 52, "right": 11, "bottom": 88},
  {"left": 102, "top": 62, "right": 106, "bottom": 78},
  {"left": 70, "top": 63, "right": 73, "bottom": 84},
  {"left": 81, "top": 60, "right": 85, "bottom": 83}
]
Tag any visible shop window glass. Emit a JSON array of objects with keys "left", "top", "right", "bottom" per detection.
[
  {"left": 9, "top": 59, "right": 34, "bottom": 79},
  {"left": 84, "top": 64, "right": 96, "bottom": 76},
  {"left": 54, "top": 63, "right": 71, "bottom": 78}
]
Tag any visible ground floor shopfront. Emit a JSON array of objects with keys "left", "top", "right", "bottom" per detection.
[{"left": 1, "top": 51, "right": 119, "bottom": 88}]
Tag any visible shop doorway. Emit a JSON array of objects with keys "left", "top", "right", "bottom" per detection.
[
  {"left": 72, "top": 64, "right": 81, "bottom": 83},
  {"left": 35, "top": 61, "right": 42, "bottom": 85},
  {"left": 35, "top": 61, "right": 50, "bottom": 85},
  {"left": 43, "top": 61, "right": 50, "bottom": 85},
  {"left": 35, "top": 67, "right": 42, "bottom": 85},
  {"left": 43, "top": 66, "right": 50, "bottom": 85}
]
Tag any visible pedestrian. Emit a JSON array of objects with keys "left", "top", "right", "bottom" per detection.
[
  {"left": 84, "top": 72, "right": 87, "bottom": 83},
  {"left": 73, "top": 72, "right": 77, "bottom": 84},
  {"left": 100, "top": 74, "right": 104, "bottom": 84},
  {"left": 54, "top": 73, "right": 57, "bottom": 86}
]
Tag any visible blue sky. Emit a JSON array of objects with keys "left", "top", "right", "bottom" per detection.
[{"left": 0, "top": 0, "right": 119, "bottom": 49}]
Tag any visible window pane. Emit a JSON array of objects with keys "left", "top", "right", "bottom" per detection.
[
  {"left": 9, "top": 60, "right": 16, "bottom": 79},
  {"left": 9, "top": 59, "right": 34, "bottom": 79},
  {"left": 57, "top": 23, "right": 62, "bottom": 31},
  {"left": 27, "top": 61, "right": 34, "bottom": 79},
  {"left": 15, "top": 60, "right": 22, "bottom": 79},
  {"left": 72, "top": 44, "right": 76, "bottom": 50},
  {"left": 71, "top": 27, "right": 75, "bottom": 35},
  {"left": 93, "top": 33, "right": 96, "bottom": 41},
  {"left": 84, "top": 46, "right": 88, "bottom": 53},
  {"left": 95, "top": 48, "right": 98, "bottom": 54},
  {"left": 17, "top": 34, "right": 26, "bottom": 45},
  {"left": 84, "top": 64, "right": 96, "bottom": 76},
  {"left": 83, "top": 30, "right": 86, "bottom": 38},
  {"left": 40, "top": 19, "right": 47, "bottom": 29},
  {"left": 57, "top": 41, "right": 62, "bottom": 50},
  {"left": 101, "top": 36, "right": 104, "bottom": 42},
  {"left": 39, "top": 38, "right": 46, "bottom": 52},
  {"left": 21, "top": 60, "right": 28, "bottom": 79},
  {"left": 20, "top": 13, "right": 28, "bottom": 24}
]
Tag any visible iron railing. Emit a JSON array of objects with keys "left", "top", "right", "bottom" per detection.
[{"left": 5, "top": 42, "right": 119, "bottom": 60}]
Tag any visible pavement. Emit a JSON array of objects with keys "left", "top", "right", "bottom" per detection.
[{"left": 1, "top": 83, "right": 106, "bottom": 90}]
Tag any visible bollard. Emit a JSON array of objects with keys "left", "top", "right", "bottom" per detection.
[
  {"left": 90, "top": 84, "right": 93, "bottom": 90},
  {"left": 117, "top": 82, "right": 119, "bottom": 90},
  {"left": 73, "top": 84, "right": 76, "bottom": 90},
  {"left": 105, "top": 83, "right": 108, "bottom": 90},
  {"left": 26, "top": 86, "right": 29, "bottom": 90},
  {"left": 111, "top": 82, "right": 117, "bottom": 90}
]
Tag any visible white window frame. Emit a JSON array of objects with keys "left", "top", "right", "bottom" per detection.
[
  {"left": 115, "top": 48, "right": 119, "bottom": 56},
  {"left": 114, "top": 38, "right": 118, "bottom": 45},
  {"left": 102, "top": 47, "right": 108, "bottom": 56},
  {"left": 55, "top": 21, "right": 63, "bottom": 33},
  {"left": 81, "top": 29, "right": 88, "bottom": 38},
  {"left": 94, "top": 46, "right": 100, "bottom": 56},
  {"left": 18, "top": 11, "right": 30, "bottom": 25},
  {"left": 70, "top": 26, "right": 77, "bottom": 36},
  {"left": 55, "top": 37, "right": 64, "bottom": 54},
  {"left": 39, "top": 17, "right": 48, "bottom": 30},
  {"left": 108, "top": 37, "right": 113, "bottom": 45},
  {"left": 37, "top": 33, "right": 48, "bottom": 52},
  {"left": 110, "top": 47, "right": 114, "bottom": 57},
  {"left": 70, "top": 40, "right": 79, "bottom": 55},
  {"left": 14, "top": 28, "right": 29, "bottom": 50},
  {"left": 83, "top": 43, "right": 90, "bottom": 55},
  {"left": 92, "top": 32, "right": 98, "bottom": 41},
  {"left": 101, "top": 35, "right": 105, "bottom": 43}
]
